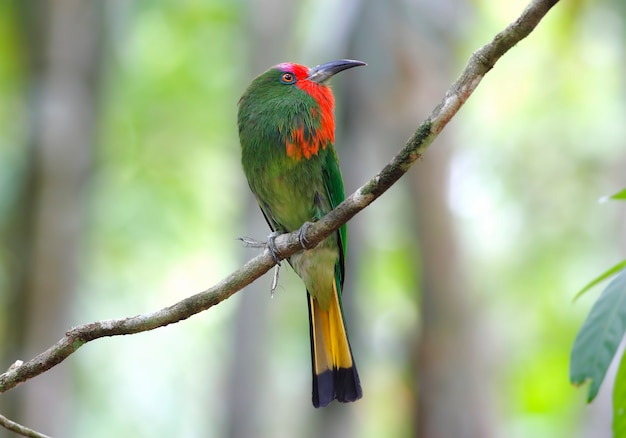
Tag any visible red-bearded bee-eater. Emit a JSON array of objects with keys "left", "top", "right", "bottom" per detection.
[{"left": 237, "top": 59, "right": 365, "bottom": 407}]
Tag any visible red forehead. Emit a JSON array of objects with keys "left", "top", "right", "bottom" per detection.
[{"left": 276, "top": 63, "right": 309, "bottom": 80}]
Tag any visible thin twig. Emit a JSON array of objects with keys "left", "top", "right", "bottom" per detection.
[
  {"left": 0, "top": 0, "right": 559, "bottom": 403},
  {"left": 0, "top": 413, "right": 51, "bottom": 438}
]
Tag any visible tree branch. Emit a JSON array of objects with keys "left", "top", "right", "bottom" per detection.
[
  {"left": 0, "top": 0, "right": 559, "bottom": 420},
  {"left": 0, "top": 413, "right": 51, "bottom": 438}
]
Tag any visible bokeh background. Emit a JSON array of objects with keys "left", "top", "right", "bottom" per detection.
[{"left": 1, "top": 0, "right": 625, "bottom": 437}]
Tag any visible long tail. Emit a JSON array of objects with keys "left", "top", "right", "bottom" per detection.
[{"left": 308, "top": 280, "right": 362, "bottom": 408}]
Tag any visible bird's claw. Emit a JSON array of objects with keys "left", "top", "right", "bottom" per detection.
[
  {"left": 298, "top": 221, "right": 315, "bottom": 249},
  {"left": 267, "top": 231, "right": 282, "bottom": 264}
]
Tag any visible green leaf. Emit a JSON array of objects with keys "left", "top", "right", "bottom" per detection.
[
  {"left": 613, "top": 349, "right": 626, "bottom": 436},
  {"left": 573, "top": 260, "right": 626, "bottom": 301},
  {"left": 570, "top": 269, "right": 626, "bottom": 402},
  {"left": 609, "top": 188, "right": 626, "bottom": 201}
]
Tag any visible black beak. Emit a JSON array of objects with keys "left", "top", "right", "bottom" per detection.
[{"left": 307, "top": 59, "right": 366, "bottom": 84}]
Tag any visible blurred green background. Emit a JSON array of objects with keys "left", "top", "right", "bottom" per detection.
[{"left": 0, "top": 0, "right": 625, "bottom": 437}]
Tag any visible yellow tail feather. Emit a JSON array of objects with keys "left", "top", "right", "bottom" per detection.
[
  {"left": 309, "top": 280, "right": 353, "bottom": 374},
  {"left": 308, "top": 280, "right": 362, "bottom": 407}
]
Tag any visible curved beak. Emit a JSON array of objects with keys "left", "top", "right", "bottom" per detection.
[{"left": 307, "top": 59, "right": 366, "bottom": 84}]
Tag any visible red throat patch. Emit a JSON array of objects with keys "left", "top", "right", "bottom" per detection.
[{"left": 279, "top": 63, "right": 335, "bottom": 161}]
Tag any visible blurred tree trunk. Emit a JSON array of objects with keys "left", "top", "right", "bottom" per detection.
[
  {"left": 405, "top": 3, "right": 495, "bottom": 435},
  {"left": 1, "top": 1, "right": 103, "bottom": 436},
  {"left": 411, "top": 146, "right": 492, "bottom": 438},
  {"left": 347, "top": 0, "right": 494, "bottom": 436},
  {"left": 400, "top": 3, "right": 493, "bottom": 436}
]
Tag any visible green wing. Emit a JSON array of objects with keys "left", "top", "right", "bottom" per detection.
[{"left": 322, "top": 146, "right": 347, "bottom": 290}]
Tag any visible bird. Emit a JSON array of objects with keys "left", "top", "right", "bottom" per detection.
[{"left": 237, "top": 59, "right": 365, "bottom": 407}]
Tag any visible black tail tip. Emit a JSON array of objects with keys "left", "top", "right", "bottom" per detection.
[{"left": 312, "top": 367, "right": 362, "bottom": 408}]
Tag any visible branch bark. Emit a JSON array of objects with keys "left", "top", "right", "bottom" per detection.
[{"left": 0, "top": 0, "right": 560, "bottom": 431}]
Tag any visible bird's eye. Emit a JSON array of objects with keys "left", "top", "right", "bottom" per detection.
[{"left": 280, "top": 72, "right": 296, "bottom": 84}]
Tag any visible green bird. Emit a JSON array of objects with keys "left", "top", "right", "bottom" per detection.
[{"left": 237, "top": 59, "right": 365, "bottom": 407}]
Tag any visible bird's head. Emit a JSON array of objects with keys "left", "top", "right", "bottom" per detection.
[{"left": 238, "top": 59, "right": 365, "bottom": 160}]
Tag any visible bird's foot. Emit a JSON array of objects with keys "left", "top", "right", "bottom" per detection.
[
  {"left": 297, "top": 221, "right": 315, "bottom": 250},
  {"left": 238, "top": 232, "right": 282, "bottom": 264},
  {"left": 266, "top": 231, "right": 282, "bottom": 264}
]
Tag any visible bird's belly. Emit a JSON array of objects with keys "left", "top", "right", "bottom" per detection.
[
  {"left": 254, "top": 167, "right": 339, "bottom": 309},
  {"left": 290, "top": 244, "right": 338, "bottom": 309},
  {"left": 263, "top": 173, "right": 321, "bottom": 232}
]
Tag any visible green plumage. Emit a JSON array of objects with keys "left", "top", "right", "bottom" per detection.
[{"left": 237, "top": 60, "right": 364, "bottom": 407}]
